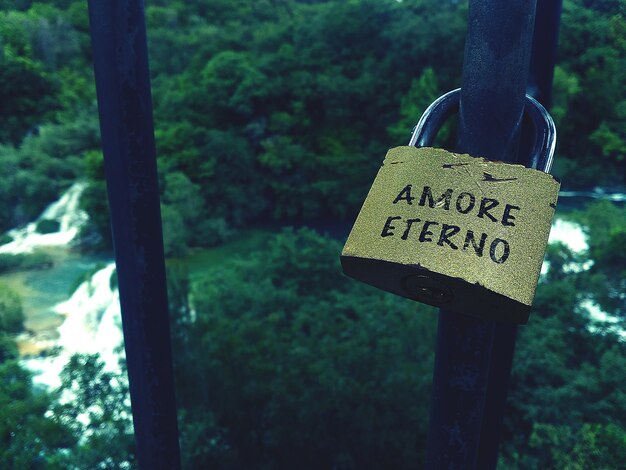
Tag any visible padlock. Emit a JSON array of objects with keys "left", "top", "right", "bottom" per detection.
[{"left": 341, "top": 90, "right": 559, "bottom": 324}]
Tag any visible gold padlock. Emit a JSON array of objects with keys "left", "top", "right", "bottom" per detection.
[{"left": 341, "top": 146, "right": 560, "bottom": 324}]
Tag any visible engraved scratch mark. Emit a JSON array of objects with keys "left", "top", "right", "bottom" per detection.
[
  {"left": 475, "top": 181, "right": 484, "bottom": 195},
  {"left": 482, "top": 172, "right": 518, "bottom": 183},
  {"left": 459, "top": 165, "right": 485, "bottom": 196},
  {"left": 443, "top": 162, "right": 470, "bottom": 169},
  {"left": 549, "top": 202, "right": 556, "bottom": 208},
  {"left": 390, "top": 161, "right": 404, "bottom": 164}
]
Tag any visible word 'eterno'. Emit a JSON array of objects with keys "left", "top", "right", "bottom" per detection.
[
  {"left": 393, "top": 185, "right": 521, "bottom": 227},
  {"left": 381, "top": 216, "right": 510, "bottom": 264}
]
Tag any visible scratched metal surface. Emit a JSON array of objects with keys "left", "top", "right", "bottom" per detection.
[{"left": 343, "top": 146, "right": 559, "bottom": 306}]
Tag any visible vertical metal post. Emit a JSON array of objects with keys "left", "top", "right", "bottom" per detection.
[
  {"left": 87, "top": 2, "right": 181, "bottom": 469},
  {"left": 425, "top": 1, "right": 537, "bottom": 469},
  {"left": 528, "top": 0, "right": 563, "bottom": 108},
  {"left": 478, "top": 3, "right": 562, "bottom": 468},
  {"left": 476, "top": 324, "right": 517, "bottom": 469}
]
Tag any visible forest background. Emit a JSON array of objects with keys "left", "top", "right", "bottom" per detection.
[{"left": 0, "top": 0, "right": 624, "bottom": 468}]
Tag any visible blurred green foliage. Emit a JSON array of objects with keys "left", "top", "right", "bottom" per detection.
[
  {"left": 173, "top": 229, "right": 437, "bottom": 468},
  {"left": 0, "top": 282, "right": 24, "bottom": 334},
  {"left": 0, "top": 211, "right": 624, "bottom": 468},
  {"left": 166, "top": 220, "right": 625, "bottom": 469},
  {"left": 0, "top": 0, "right": 623, "bottom": 252},
  {"left": 0, "top": 251, "right": 53, "bottom": 273},
  {"left": 35, "top": 218, "right": 60, "bottom": 234},
  {"left": 0, "top": 0, "right": 624, "bottom": 469}
]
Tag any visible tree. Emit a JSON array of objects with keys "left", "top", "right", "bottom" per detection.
[
  {"left": 173, "top": 228, "right": 437, "bottom": 469},
  {"left": 499, "top": 204, "right": 626, "bottom": 469},
  {"left": 0, "top": 361, "right": 74, "bottom": 469},
  {"left": 51, "top": 354, "right": 136, "bottom": 469},
  {"left": 573, "top": 201, "right": 626, "bottom": 320},
  {"left": 0, "top": 45, "right": 58, "bottom": 144},
  {"left": 0, "top": 283, "right": 24, "bottom": 335},
  {"left": 387, "top": 68, "right": 441, "bottom": 144}
]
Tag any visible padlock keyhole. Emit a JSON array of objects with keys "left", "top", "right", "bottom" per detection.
[{"left": 402, "top": 275, "right": 453, "bottom": 306}]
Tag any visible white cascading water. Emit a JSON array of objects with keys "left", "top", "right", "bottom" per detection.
[
  {"left": 542, "top": 218, "right": 594, "bottom": 274},
  {"left": 582, "top": 298, "right": 626, "bottom": 340},
  {"left": 0, "top": 181, "right": 124, "bottom": 389},
  {"left": 9, "top": 184, "right": 624, "bottom": 390},
  {"left": 541, "top": 218, "right": 624, "bottom": 339},
  {"left": 559, "top": 189, "right": 626, "bottom": 202},
  {"left": 24, "top": 263, "right": 123, "bottom": 389},
  {"left": 548, "top": 218, "right": 588, "bottom": 252},
  {"left": 0, "top": 182, "right": 89, "bottom": 254}
]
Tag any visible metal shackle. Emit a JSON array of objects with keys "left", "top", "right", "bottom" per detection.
[{"left": 408, "top": 88, "right": 556, "bottom": 173}]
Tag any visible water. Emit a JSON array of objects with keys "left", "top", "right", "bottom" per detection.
[
  {"left": 547, "top": 218, "right": 588, "bottom": 252},
  {"left": 559, "top": 188, "right": 626, "bottom": 202},
  {"left": 0, "top": 182, "right": 89, "bottom": 254},
  {"left": 2, "top": 185, "right": 624, "bottom": 390},
  {"left": 583, "top": 299, "right": 626, "bottom": 341},
  {"left": 6, "top": 249, "right": 110, "bottom": 338},
  {"left": 557, "top": 188, "right": 626, "bottom": 212},
  {"left": 541, "top": 219, "right": 594, "bottom": 275},
  {"left": 23, "top": 263, "right": 123, "bottom": 389},
  {"left": 0, "top": 183, "right": 120, "bottom": 389}
]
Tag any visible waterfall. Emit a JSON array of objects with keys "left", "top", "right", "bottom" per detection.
[
  {"left": 55, "top": 264, "right": 123, "bottom": 360},
  {"left": 17, "top": 186, "right": 623, "bottom": 390},
  {"left": 559, "top": 189, "right": 626, "bottom": 202},
  {"left": 541, "top": 218, "right": 624, "bottom": 340},
  {"left": 3, "top": 182, "right": 124, "bottom": 389},
  {"left": 24, "top": 263, "right": 124, "bottom": 389},
  {"left": 548, "top": 218, "right": 588, "bottom": 253},
  {"left": 541, "top": 218, "right": 591, "bottom": 276},
  {"left": 0, "top": 182, "right": 89, "bottom": 254},
  {"left": 541, "top": 218, "right": 594, "bottom": 274},
  {"left": 582, "top": 299, "right": 626, "bottom": 340}
]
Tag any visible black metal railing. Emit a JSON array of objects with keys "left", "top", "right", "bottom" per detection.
[
  {"left": 88, "top": 2, "right": 181, "bottom": 468},
  {"left": 86, "top": 1, "right": 561, "bottom": 468}
]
